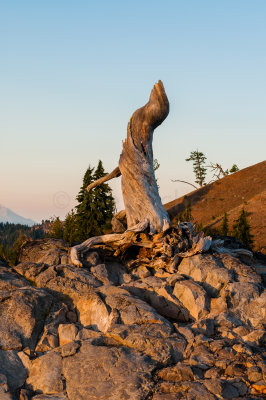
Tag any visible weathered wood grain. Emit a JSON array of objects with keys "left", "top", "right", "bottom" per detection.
[
  {"left": 71, "top": 81, "right": 171, "bottom": 266},
  {"left": 119, "top": 80, "right": 171, "bottom": 233}
]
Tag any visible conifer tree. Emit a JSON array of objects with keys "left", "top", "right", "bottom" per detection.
[
  {"left": 220, "top": 212, "right": 229, "bottom": 236},
  {"left": 63, "top": 210, "right": 78, "bottom": 245},
  {"left": 232, "top": 208, "right": 253, "bottom": 249},
  {"left": 49, "top": 217, "right": 64, "bottom": 239},
  {"left": 75, "top": 161, "right": 115, "bottom": 241},
  {"left": 230, "top": 164, "right": 239, "bottom": 173},
  {"left": 173, "top": 200, "right": 193, "bottom": 225},
  {"left": 186, "top": 150, "right": 207, "bottom": 187},
  {"left": 75, "top": 166, "right": 95, "bottom": 241},
  {"left": 0, "top": 243, "right": 5, "bottom": 260},
  {"left": 9, "top": 231, "right": 29, "bottom": 265},
  {"left": 0, "top": 243, "right": 9, "bottom": 263},
  {"left": 183, "top": 200, "right": 193, "bottom": 221},
  {"left": 92, "top": 160, "right": 115, "bottom": 230}
]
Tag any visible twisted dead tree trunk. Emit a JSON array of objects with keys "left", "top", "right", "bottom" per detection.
[
  {"left": 71, "top": 81, "right": 171, "bottom": 266},
  {"left": 119, "top": 80, "right": 171, "bottom": 233}
]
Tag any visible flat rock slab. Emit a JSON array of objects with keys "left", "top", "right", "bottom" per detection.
[
  {"left": 63, "top": 340, "right": 155, "bottom": 400},
  {"left": 0, "top": 287, "right": 53, "bottom": 350},
  {"left": 27, "top": 351, "right": 64, "bottom": 394},
  {"left": 123, "top": 277, "right": 190, "bottom": 322},
  {"left": 18, "top": 238, "right": 70, "bottom": 265},
  {"left": 217, "top": 253, "right": 262, "bottom": 283},
  {"left": 107, "top": 323, "right": 186, "bottom": 364},
  {"left": 0, "top": 350, "right": 27, "bottom": 392},
  {"left": 173, "top": 280, "right": 209, "bottom": 320},
  {"left": 0, "top": 261, "right": 29, "bottom": 291},
  {"left": 14, "top": 263, "right": 102, "bottom": 295},
  {"left": 74, "top": 290, "right": 112, "bottom": 332},
  {"left": 157, "top": 362, "right": 194, "bottom": 381},
  {"left": 98, "top": 285, "right": 170, "bottom": 326},
  {"left": 90, "top": 261, "right": 127, "bottom": 285},
  {"left": 155, "top": 381, "right": 217, "bottom": 400},
  {"left": 178, "top": 254, "right": 233, "bottom": 296},
  {"left": 221, "top": 282, "right": 265, "bottom": 328}
]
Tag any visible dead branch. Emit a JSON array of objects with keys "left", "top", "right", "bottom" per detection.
[
  {"left": 171, "top": 179, "right": 198, "bottom": 190},
  {"left": 87, "top": 166, "right": 121, "bottom": 192}
]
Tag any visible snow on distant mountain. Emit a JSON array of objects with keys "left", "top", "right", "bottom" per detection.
[{"left": 0, "top": 205, "right": 36, "bottom": 226}]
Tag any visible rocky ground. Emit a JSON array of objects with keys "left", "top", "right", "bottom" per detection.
[{"left": 0, "top": 233, "right": 265, "bottom": 399}]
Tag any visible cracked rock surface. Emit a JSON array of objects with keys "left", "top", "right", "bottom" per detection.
[{"left": 0, "top": 237, "right": 265, "bottom": 399}]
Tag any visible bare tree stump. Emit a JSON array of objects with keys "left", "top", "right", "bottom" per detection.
[
  {"left": 86, "top": 80, "right": 171, "bottom": 233},
  {"left": 71, "top": 81, "right": 171, "bottom": 266},
  {"left": 119, "top": 80, "right": 171, "bottom": 233}
]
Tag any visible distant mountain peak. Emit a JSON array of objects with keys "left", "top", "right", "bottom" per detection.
[{"left": 0, "top": 204, "right": 36, "bottom": 226}]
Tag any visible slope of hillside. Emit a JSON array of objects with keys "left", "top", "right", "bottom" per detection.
[{"left": 164, "top": 160, "right": 266, "bottom": 253}]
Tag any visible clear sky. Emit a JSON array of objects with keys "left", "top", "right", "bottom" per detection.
[{"left": 1, "top": 0, "right": 266, "bottom": 222}]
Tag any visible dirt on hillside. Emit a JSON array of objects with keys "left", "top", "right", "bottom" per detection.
[{"left": 164, "top": 160, "right": 266, "bottom": 253}]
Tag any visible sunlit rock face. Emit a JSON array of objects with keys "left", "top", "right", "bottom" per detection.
[{"left": 0, "top": 237, "right": 265, "bottom": 399}]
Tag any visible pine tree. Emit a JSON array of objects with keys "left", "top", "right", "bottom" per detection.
[
  {"left": 2, "top": 244, "right": 12, "bottom": 264},
  {"left": 0, "top": 243, "right": 5, "bottom": 261},
  {"left": 75, "top": 166, "right": 96, "bottom": 240},
  {"left": 172, "top": 212, "right": 183, "bottom": 225},
  {"left": 186, "top": 150, "right": 207, "bottom": 187},
  {"left": 91, "top": 160, "right": 115, "bottom": 233},
  {"left": 232, "top": 208, "right": 253, "bottom": 249},
  {"left": 10, "top": 231, "right": 29, "bottom": 265},
  {"left": 63, "top": 210, "right": 78, "bottom": 245},
  {"left": 173, "top": 200, "right": 193, "bottom": 225},
  {"left": 183, "top": 200, "right": 193, "bottom": 221},
  {"left": 220, "top": 212, "right": 229, "bottom": 236},
  {"left": 75, "top": 161, "right": 115, "bottom": 241},
  {"left": 49, "top": 217, "right": 64, "bottom": 239},
  {"left": 230, "top": 164, "right": 239, "bottom": 173}
]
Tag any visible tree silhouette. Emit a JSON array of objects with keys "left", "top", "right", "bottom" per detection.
[
  {"left": 173, "top": 200, "right": 193, "bottom": 224},
  {"left": 49, "top": 217, "right": 64, "bottom": 239},
  {"left": 63, "top": 210, "right": 78, "bottom": 245},
  {"left": 75, "top": 161, "right": 115, "bottom": 241},
  {"left": 186, "top": 150, "right": 207, "bottom": 187},
  {"left": 220, "top": 212, "right": 229, "bottom": 236},
  {"left": 230, "top": 164, "right": 239, "bottom": 173},
  {"left": 232, "top": 208, "right": 253, "bottom": 249}
]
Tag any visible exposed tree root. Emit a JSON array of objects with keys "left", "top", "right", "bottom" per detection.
[{"left": 70, "top": 223, "right": 212, "bottom": 269}]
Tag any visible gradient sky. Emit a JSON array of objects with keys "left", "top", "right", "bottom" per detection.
[{"left": 1, "top": 0, "right": 266, "bottom": 222}]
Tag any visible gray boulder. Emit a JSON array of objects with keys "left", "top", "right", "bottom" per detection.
[{"left": 62, "top": 340, "right": 155, "bottom": 400}]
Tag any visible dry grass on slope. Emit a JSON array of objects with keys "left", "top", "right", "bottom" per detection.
[{"left": 164, "top": 160, "right": 266, "bottom": 253}]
